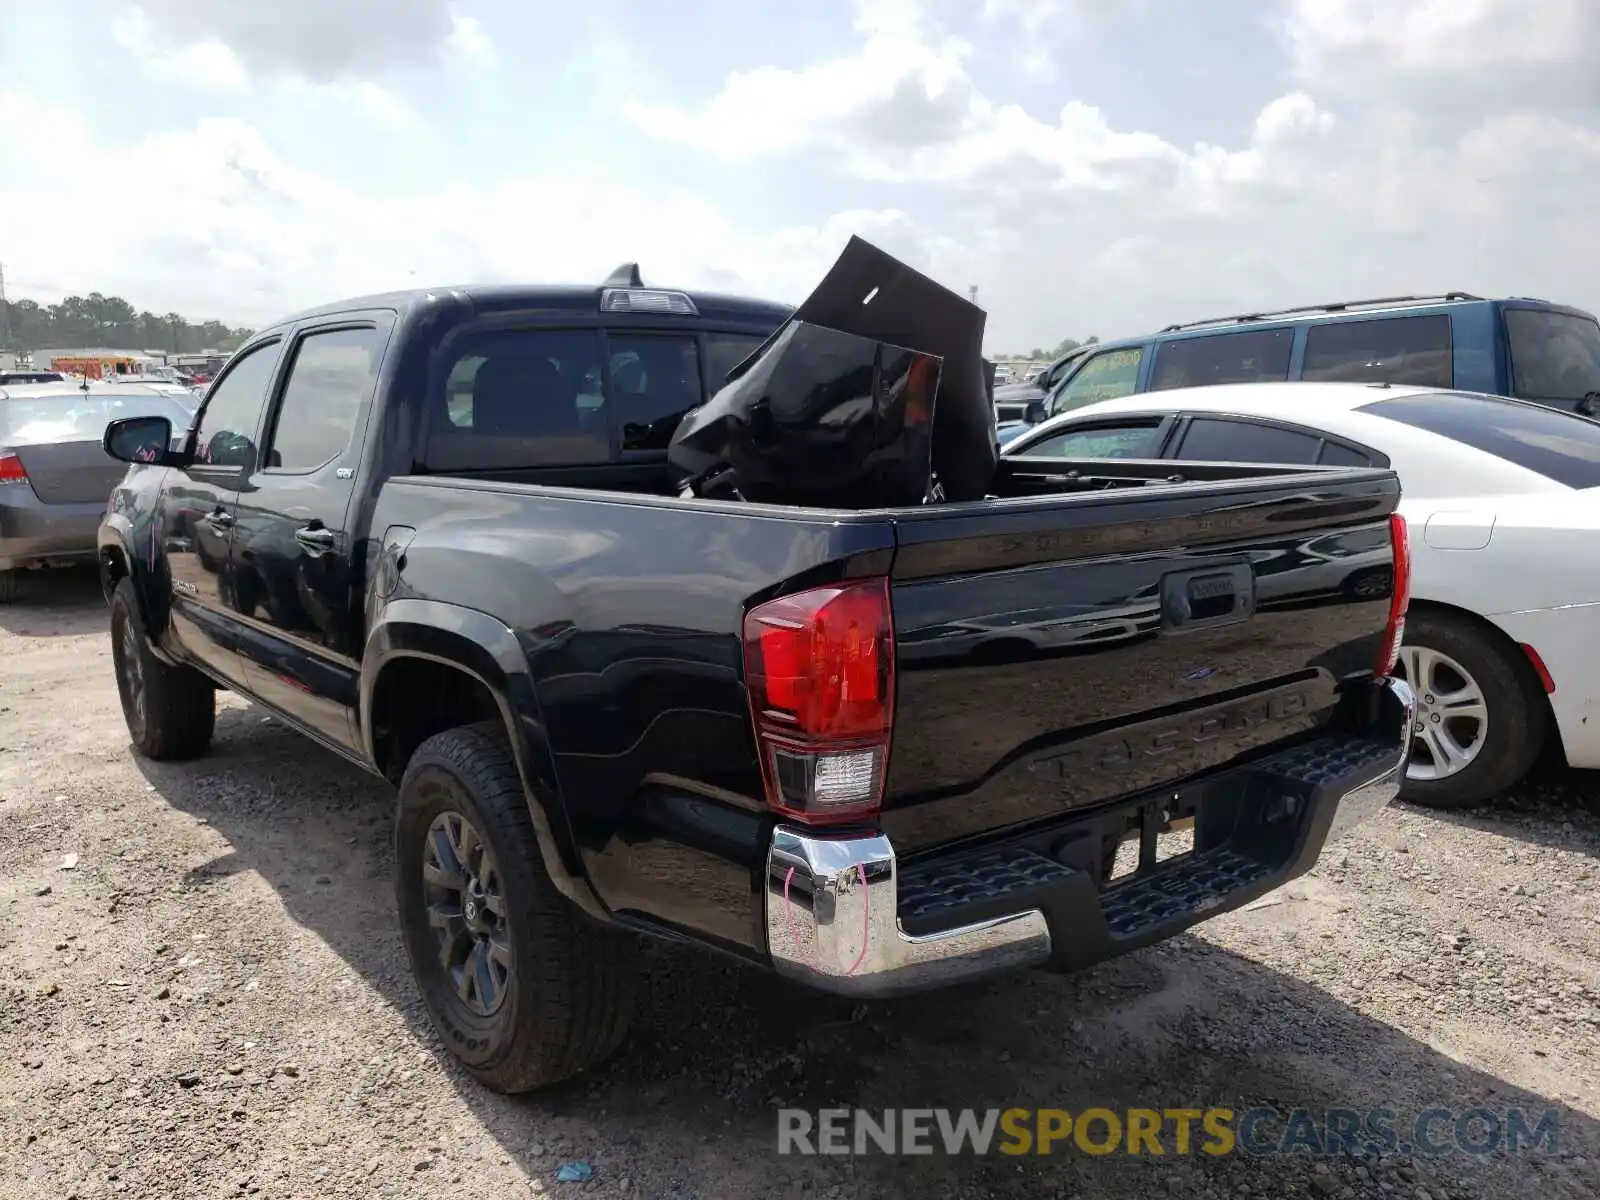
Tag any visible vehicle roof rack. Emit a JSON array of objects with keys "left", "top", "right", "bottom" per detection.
[
  {"left": 602, "top": 262, "right": 644, "bottom": 288},
  {"left": 1158, "top": 292, "right": 1486, "bottom": 334}
]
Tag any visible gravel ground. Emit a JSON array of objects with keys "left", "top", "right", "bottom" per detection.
[{"left": 2, "top": 568, "right": 1597, "bottom": 1200}]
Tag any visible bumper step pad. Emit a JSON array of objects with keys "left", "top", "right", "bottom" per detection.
[{"left": 1100, "top": 848, "right": 1273, "bottom": 938}]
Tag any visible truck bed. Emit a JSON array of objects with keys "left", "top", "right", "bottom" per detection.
[{"left": 366, "top": 457, "right": 1400, "bottom": 957}]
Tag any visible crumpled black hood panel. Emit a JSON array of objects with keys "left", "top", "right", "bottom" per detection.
[{"left": 668, "top": 236, "right": 997, "bottom": 506}]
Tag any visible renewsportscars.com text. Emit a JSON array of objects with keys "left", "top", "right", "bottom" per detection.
[{"left": 776, "top": 1106, "right": 1562, "bottom": 1158}]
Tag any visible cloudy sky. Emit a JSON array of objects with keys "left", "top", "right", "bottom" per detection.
[{"left": 0, "top": 0, "right": 1595, "bottom": 352}]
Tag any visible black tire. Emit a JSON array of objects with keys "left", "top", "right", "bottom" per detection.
[
  {"left": 109, "top": 576, "right": 216, "bottom": 760},
  {"left": 1397, "top": 609, "right": 1548, "bottom": 810},
  {"left": 0, "top": 570, "right": 18, "bottom": 604},
  {"left": 395, "top": 722, "right": 638, "bottom": 1094}
]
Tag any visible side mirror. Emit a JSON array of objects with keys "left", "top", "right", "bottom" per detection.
[
  {"left": 1023, "top": 397, "right": 1046, "bottom": 425},
  {"left": 104, "top": 415, "right": 178, "bottom": 465}
]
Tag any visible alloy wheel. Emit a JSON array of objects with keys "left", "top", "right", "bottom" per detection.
[
  {"left": 1395, "top": 644, "right": 1489, "bottom": 782},
  {"left": 421, "top": 812, "right": 513, "bottom": 1018},
  {"left": 115, "top": 615, "right": 147, "bottom": 736}
]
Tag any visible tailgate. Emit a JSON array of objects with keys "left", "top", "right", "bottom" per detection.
[
  {"left": 11, "top": 440, "right": 127, "bottom": 504},
  {"left": 881, "top": 469, "right": 1400, "bottom": 855}
]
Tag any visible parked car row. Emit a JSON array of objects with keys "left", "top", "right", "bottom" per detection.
[
  {"left": 1002, "top": 379, "right": 1600, "bottom": 808},
  {"left": 997, "top": 292, "right": 1600, "bottom": 439},
  {"left": 0, "top": 382, "right": 197, "bottom": 602}
]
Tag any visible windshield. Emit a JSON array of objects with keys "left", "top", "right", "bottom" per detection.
[
  {"left": 1506, "top": 309, "right": 1600, "bottom": 403},
  {"left": 1, "top": 393, "right": 192, "bottom": 446}
]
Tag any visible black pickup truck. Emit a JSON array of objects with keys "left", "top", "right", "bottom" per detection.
[{"left": 96, "top": 266, "right": 1416, "bottom": 1095}]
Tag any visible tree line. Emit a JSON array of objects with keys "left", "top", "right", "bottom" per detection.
[
  {"left": 0, "top": 292, "right": 254, "bottom": 356},
  {"left": 996, "top": 335, "right": 1099, "bottom": 362}
]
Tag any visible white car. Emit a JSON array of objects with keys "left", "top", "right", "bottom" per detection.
[{"left": 1003, "top": 380, "right": 1600, "bottom": 808}]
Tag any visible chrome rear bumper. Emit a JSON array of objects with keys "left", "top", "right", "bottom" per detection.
[{"left": 763, "top": 676, "right": 1413, "bottom": 997}]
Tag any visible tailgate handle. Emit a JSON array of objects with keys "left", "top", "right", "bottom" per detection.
[{"left": 1161, "top": 564, "right": 1255, "bottom": 631}]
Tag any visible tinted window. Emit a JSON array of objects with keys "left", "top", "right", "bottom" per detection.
[
  {"left": 426, "top": 329, "right": 610, "bottom": 472},
  {"left": 1176, "top": 418, "right": 1322, "bottom": 464},
  {"left": 1505, "top": 310, "right": 1600, "bottom": 403},
  {"left": 1361, "top": 391, "right": 1600, "bottom": 488},
  {"left": 1052, "top": 347, "right": 1144, "bottom": 413},
  {"left": 704, "top": 332, "right": 769, "bottom": 391},
  {"left": 1149, "top": 328, "right": 1293, "bottom": 391},
  {"left": 606, "top": 333, "right": 704, "bottom": 451},
  {"left": 1302, "top": 315, "right": 1452, "bottom": 388},
  {"left": 264, "top": 327, "right": 383, "bottom": 472},
  {"left": 1317, "top": 440, "right": 1375, "bottom": 467},
  {"left": 193, "top": 341, "right": 281, "bottom": 469},
  {"left": 1015, "top": 421, "right": 1164, "bottom": 459}
]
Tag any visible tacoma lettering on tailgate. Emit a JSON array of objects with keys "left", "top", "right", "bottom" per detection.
[{"left": 1027, "top": 679, "right": 1323, "bottom": 794}]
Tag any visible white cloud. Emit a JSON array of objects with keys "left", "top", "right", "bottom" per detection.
[
  {"left": 621, "top": 0, "right": 1600, "bottom": 347},
  {"left": 446, "top": 14, "right": 492, "bottom": 63},
  {"left": 5, "top": 0, "right": 1599, "bottom": 352},
  {"left": 0, "top": 90, "right": 915, "bottom": 330},
  {"left": 1281, "top": 0, "right": 1600, "bottom": 110},
  {"left": 115, "top": 0, "right": 481, "bottom": 83},
  {"left": 624, "top": 1, "right": 1337, "bottom": 192},
  {"left": 111, "top": 12, "right": 247, "bottom": 89},
  {"left": 110, "top": 9, "right": 419, "bottom": 128}
]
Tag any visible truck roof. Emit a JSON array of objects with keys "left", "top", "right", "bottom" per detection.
[{"left": 263, "top": 273, "right": 796, "bottom": 334}]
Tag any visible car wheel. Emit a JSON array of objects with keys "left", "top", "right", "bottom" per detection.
[
  {"left": 1393, "top": 610, "right": 1548, "bottom": 809},
  {"left": 109, "top": 577, "right": 216, "bottom": 760},
  {"left": 394, "top": 722, "right": 638, "bottom": 1094},
  {"left": 0, "top": 570, "right": 17, "bottom": 604}
]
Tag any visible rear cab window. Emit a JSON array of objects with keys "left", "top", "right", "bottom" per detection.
[
  {"left": 704, "top": 332, "right": 769, "bottom": 392},
  {"left": 1149, "top": 328, "right": 1293, "bottom": 391},
  {"left": 1361, "top": 391, "right": 1600, "bottom": 488},
  {"left": 1504, "top": 309, "right": 1600, "bottom": 407},
  {"left": 1301, "top": 315, "right": 1453, "bottom": 387},
  {"left": 431, "top": 329, "right": 612, "bottom": 471},
  {"left": 425, "top": 326, "right": 776, "bottom": 473}
]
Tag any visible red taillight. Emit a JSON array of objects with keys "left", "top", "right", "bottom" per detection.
[
  {"left": 0, "top": 451, "right": 27, "bottom": 484},
  {"left": 1374, "top": 512, "right": 1411, "bottom": 676},
  {"left": 742, "top": 577, "right": 895, "bottom": 825}
]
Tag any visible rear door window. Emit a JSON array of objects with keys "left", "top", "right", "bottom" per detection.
[
  {"left": 1301, "top": 315, "right": 1453, "bottom": 387},
  {"left": 1149, "top": 328, "right": 1294, "bottom": 391},
  {"left": 1360, "top": 391, "right": 1600, "bottom": 488},
  {"left": 1013, "top": 419, "right": 1167, "bottom": 459},
  {"left": 1505, "top": 309, "right": 1600, "bottom": 405},
  {"left": 1174, "top": 418, "right": 1323, "bottom": 464}
]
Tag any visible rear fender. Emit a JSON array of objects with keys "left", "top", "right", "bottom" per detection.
[{"left": 361, "top": 597, "right": 605, "bottom": 920}]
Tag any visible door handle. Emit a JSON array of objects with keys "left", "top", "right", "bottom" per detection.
[
  {"left": 294, "top": 525, "right": 336, "bottom": 552},
  {"left": 204, "top": 508, "right": 234, "bottom": 530}
]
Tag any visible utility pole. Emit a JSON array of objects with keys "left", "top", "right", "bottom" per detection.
[{"left": 0, "top": 260, "right": 10, "bottom": 350}]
